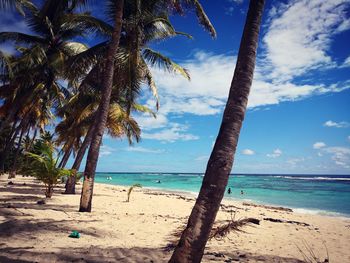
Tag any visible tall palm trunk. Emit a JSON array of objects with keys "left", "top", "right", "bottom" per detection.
[
  {"left": 79, "top": 0, "right": 124, "bottom": 212},
  {"left": 0, "top": 120, "right": 22, "bottom": 173},
  {"left": 58, "top": 143, "right": 73, "bottom": 168},
  {"left": 65, "top": 124, "right": 95, "bottom": 194},
  {"left": 169, "top": 1, "right": 265, "bottom": 262},
  {"left": 9, "top": 122, "right": 27, "bottom": 178},
  {"left": 0, "top": 119, "right": 18, "bottom": 173}
]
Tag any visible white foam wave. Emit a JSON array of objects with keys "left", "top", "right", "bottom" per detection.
[
  {"left": 293, "top": 208, "right": 350, "bottom": 218},
  {"left": 273, "top": 176, "right": 350, "bottom": 181}
]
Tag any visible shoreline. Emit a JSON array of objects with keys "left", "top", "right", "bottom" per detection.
[
  {"left": 1, "top": 176, "right": 350, "bottom": 262},
  {"left": 95, "top": 181, "right": 350, "bottom": 219}
]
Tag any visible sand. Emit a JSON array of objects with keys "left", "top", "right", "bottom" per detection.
[{"left": 1, "top": 176, "right": 349, "bottom": 263}]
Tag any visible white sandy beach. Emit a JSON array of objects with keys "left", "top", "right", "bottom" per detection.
[{"left": 1, "top": 176, "right": 350, "bottom": 262}]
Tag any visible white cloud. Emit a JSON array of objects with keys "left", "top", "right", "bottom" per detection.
[
  {"left": 313, "top": 142, "right": 326, "bottom": 149},
  {"left": 142, "top": 123, "right": 199, "bottom": 143},
  {"left": 340, "top": 56, "right": 350, "bottom": 68},
  {"left": 126, "top": 146, "right": 164, "bottom": 154},
  {"left": 195, "top": 155, "right": 209, "bottom": 161},
  {"left": 287, "top": 157, "right": 305, "bottom": 166},
  {"left": 99, "top": 145, "right": 116, "bottom": 156},
  {"left": 267, "top": 148, "right": 282, "bottom": 158},
  {"left": 149, "top": 50, "right": 349, "bottom": 120},
  {"left": 323, "top": 120, "right": 350, "bottom": 128},
  {"left": 323, "top": 146, "right": 350, "bottom": 168},
  {"left": 263, "top": 0, "right": 350, "bottom": 81},
  {"left": 241, "top": 149, "right": 255, "bottom": 155},
  {"left": 135, "top": 113, "right": 168, "bottom": 130},
  {"left": 112, "top": 0, "right": 350, "bottom": 147}
]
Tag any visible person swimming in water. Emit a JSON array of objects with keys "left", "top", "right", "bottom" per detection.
[{"left": 241, "top": 190, "right": 244, "bottom": 195}]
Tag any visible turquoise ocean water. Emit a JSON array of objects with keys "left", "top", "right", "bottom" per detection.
[{"left": 95, "top": 173, "right": 350, "bottom": 217}]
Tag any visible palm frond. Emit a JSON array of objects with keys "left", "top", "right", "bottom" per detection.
[
  {"left": 142, "top": 48, "right": 190, "bottom": 80},
  {"left": 171, "top": 0, "right": 216, "bottom": 38},
  {"left": 61, "top": 13, "right": 113, "bottom": 37},
  {"left": 0, "top": 32, "right": 46, "bottom": 45}
]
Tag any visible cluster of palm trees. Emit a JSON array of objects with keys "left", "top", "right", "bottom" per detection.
[
  {"left": 0, "top": 0, "right": 265, "bottom": 261},
  {"left": 0, "top": 0, "right": 213, "bottom": 194}
]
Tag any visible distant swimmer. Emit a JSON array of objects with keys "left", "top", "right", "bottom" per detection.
[
  {"left": 156, "top": 180, "right": 161, "bottom": 183},
  {"left": 227, "top": 187, "right": 232, "bottom": 194},
  {"left": 241, "top": 190, "right": 244, "bottom": 195},
  {"left": 107, "top": 176, "right": 112, "bottom": 180}
]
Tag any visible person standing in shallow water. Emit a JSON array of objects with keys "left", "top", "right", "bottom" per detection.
[{"left": 227, "top": 188, "right": 232, "bottom": 194}]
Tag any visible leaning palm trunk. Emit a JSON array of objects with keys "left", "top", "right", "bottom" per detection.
[
  {"left": 65, "top": 124, "right": 95, "bottom": 194},
  {"left": 59, "top": 144, "right": 73, "bottom": 168},
  {"left": 79, "top": 0, "right": 124, "bottom": 212},
  {"left": 45, "top": 184, "right": 54, "bottom": 198},
  {"left": 0, "top": 120, "right": 18, "bottom": 173},
  {"left": 0, "top": 120, "right": 22, "bottom": 173},
  {"left": 169, "top": 1, "right": 265, "bottom": 262},
  {"left": 9, "top": 122, "right": 27, "bottom": 178}
]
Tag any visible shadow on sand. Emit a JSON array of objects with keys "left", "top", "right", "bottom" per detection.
[{"left": 0, "top": 178, "right": 304, "bottom": 263}]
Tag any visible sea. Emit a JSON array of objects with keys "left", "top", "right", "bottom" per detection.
[{"left": 94, "top": 173, "right": 350, "bottom": 218}]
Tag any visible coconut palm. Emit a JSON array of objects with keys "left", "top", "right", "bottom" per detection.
[
  {"left": 77, "top": 0, "right": 199, "bottom": 211},
  {"left": 56, "top": 89, "right": 146, "bottom": 194},
  {"left": 0, "top": 0, "right": 103, "bottom": 172},
  {"left": 0, "top": 0, "right": 90, "bottom": 131},
  {"left": 78, "top": 0, "right": 216, "bottom": 213},
  {"left": 169, "top": 1, "right": 266, "bottom": 262}
]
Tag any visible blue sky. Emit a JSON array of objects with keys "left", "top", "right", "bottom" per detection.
[{"left": 1, "top": 0, "right": 350, "bottom": 174}]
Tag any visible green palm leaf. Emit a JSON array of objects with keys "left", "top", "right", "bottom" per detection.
[{"left": 142, "top": 48, "right": 190, "bottom": 80}]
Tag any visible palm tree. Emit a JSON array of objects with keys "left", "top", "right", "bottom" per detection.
[
  {"left": 26, "top": 140, "right": 70, "bottom": 198},
  {"left": 0, "top": 0, "right": 101, "bottom": 172},
  {"left": 56, "top": 89, "right": 145, "bottom": 194},
  {"left": 78, "top": 0, "right": 125, "bottom": 212},
  {"left": 169, "top": 0, "right": 266, "bottom": 262},
  {"left": 77, "top": 0, "right": 198, "bottom": 211}
]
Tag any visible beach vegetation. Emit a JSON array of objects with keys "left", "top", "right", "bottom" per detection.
[
  {"left": 126, "top": 183, "right": 142, "bottom": 202},
  {"left": 25, "top": 140, "right": 70, "bottom": 198}
]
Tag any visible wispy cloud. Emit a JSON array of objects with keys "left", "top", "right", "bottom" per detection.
[
  {"left": 195, "top": 155, "right": 209, "bottom": 161},
  {"left": 241, "top": 149, "right": 255, "bottom": 155},
  {"left": 323, "top": 120, "right": 350, "bottom": 128},
  {"left": 323, "top": 146, "right": 350, "bottom": 168},
  {"left": 340, "top": 56, "right": 350, "bottom": 68},
  {"left": 267, "top": 148, "right": 282, "bottom": 158},
  {"left": 142, "top": 123, "right": 199, "bottom": 143},
  {"left": 136, "top": 113, "right": 168, "bottom": 130},
  {"left": 287, "top": 157, "right": 305, "bottom": 166},
  {"left": 313, "top": 142, "right": 326, "bottom": 149},
  {"left": 263, "top": 0, "right": 350, "bottom": 81},
  {"left": 313, "top": 142, "right": 350, "bottom": 169},
  {"left": 99, "top": 145, "right": 116, "bottom": 156},
  {"left": 126, "top": 146, "right": 165, "bottom": 154}
]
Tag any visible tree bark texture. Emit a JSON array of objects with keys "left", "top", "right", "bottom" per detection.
[
  {"left": 79, "top": 0, "right": 124, "bottom": 212},
  {"left": 58, "top": 143, "right": 73, "bottom": 168},
  {"left": 65, "top": 123, "right": 95, "bottom": 194},
  {"left": 169, "top": 1, "right": 265, "bottom": 262}
]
